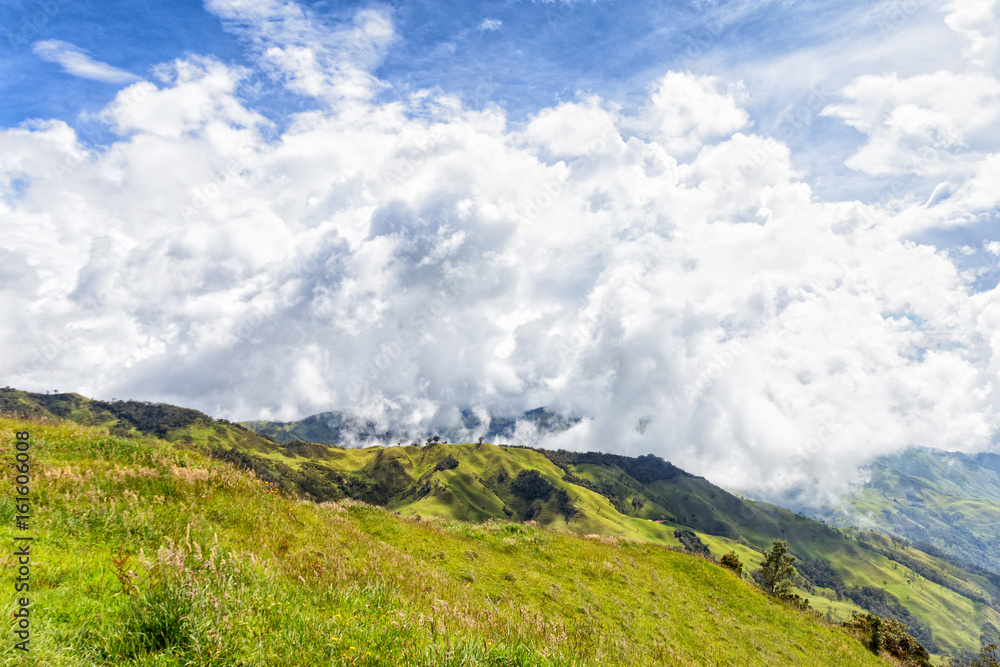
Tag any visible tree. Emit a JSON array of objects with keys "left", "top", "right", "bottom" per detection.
[
  {"left": 973, "top": 637, "right": 1000, "bottom": 667},
  {"left": 753, "top": 539, "right": 797, "bottom": 599},
  {"left": 720, "top": 551, "right": 743, "bottom": 577}
]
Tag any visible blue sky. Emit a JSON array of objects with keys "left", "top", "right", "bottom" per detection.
[
  {"left": 3, "top": 1, "right": 869, "bottom": 151},
  {"left": 3, "top": 0, "right": 1000, "bottom": 501},
  {"left": 0, "top": 0, "right": 948, "bottom": 201},
  {"left": 1, "top": 0, "right": 970, "bottom": 210}
]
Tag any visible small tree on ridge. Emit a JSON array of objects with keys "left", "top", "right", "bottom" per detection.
[{"left": 753, "top": 539, "right": 797, "bottom": 599}]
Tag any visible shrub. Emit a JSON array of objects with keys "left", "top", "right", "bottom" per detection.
[
  {"left": 511, "top": 469, "right": 555, "bottom": 500},
  {"left": 842, "top": 585, "right": 935, "bottom": 652},
  {"left": 674, "top": 529, "right": 713, "bottom": 560},
  {"left": 720, "top": 551, "right": 743, "bottom": 577},
  {"left": 434, "top": 454, "right": 460, "bottom": 471},
  {"left": 842, "top": 613, "right": 932, "bottom": 666}
]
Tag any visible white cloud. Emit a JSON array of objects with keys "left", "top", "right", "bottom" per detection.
[
  {"left": 628, "top": 72, "right": 750, "bottom": 159},
  {"left": 478, "top": 18, "right": 502, "bottom": 32},
  {"left": 5, "top": 3, "right": 1000, "bottom": 507},
  {"left": 943, "top": 0, "right": 999, "bottom": 66},
  {"left": 32, "top": 40, "right": 140, "bottom": 84},
  {"left": 822, "top": 71, "right": 1000, "bottom": 178},
  {"left": 205, "top": 0, "right": 394, "bottom": 103}
]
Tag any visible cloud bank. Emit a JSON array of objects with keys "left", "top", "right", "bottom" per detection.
[{"left": 4, "top": 0, "right": 1000, "bottom": 504}]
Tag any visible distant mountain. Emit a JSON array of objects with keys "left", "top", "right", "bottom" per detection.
[
  {"left": 4, "top": 386, "right": 1000, "bottom": 661},
  {"left": 242, "top": 406, "right": 581, "bottom": 446},
  {"left": 809, "top": 447, "right": 1000, "bottom": 574}
]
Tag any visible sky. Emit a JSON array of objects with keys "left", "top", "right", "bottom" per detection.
[{"left": 3, "top": 0, "right": 1000, "bottom": 505}]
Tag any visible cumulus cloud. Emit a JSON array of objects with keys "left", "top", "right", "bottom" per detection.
[
  {"left": 628, "top": 72, "right": 750, "bottom": 159},
  {"left": 478, "top": 18, "right": 502, "bottom": 32},
  {"left": 817, "top": 1, "right": 1000, "bottom": 237},
  {"left": 821, "top": 71, "right": 1000, "bottom": 178},
  {"left": 4, "top": 2, "right": 1000, "bottom": 507},
  {"left": 32, "top": 40, "right": 140, "bottom": 84},
  {"left": 943, "top": 0, "right": 999, "bottom": 66}
]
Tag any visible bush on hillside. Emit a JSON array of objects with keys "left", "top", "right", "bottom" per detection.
[
  {"left": 541, "top": 450, "right": 689, "bottom": 484},
  {"left": 511, "top": 470, "right": 555, "bottom": 500},
  {"left": 555, "top": 488, "right": 579, "bottom": 520},
  {"left": 93, "top": 399, "right": 212, "bottom": 438},
  {"left": 842, "top": 613, "right": 931, "bottom": 667},
  {"left": 796, "top": 557, "right": 844, "bottom": 592},
  {"left": 842, "top": 585, "right": 935, "bottom": 652},
  {"left": 720, "top": 551, "right": 744, "bottom": 577},
  {"left": 434, "top": 454, "right": 460, "bottom": 471},
  {"left": 674, "top": 529, "right": 714, "bottom": 560}
]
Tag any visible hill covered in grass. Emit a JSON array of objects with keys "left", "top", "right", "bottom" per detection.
[
  {"left": 810, "top": 447, "right": 1000, "bottom": 575},
  {"left": 0, "top": 412, "right": 898, "bottom": 666},
  {"left": 3, "top": 387, "right": 999, "bottom": 663},
  {"left": 198, "top": 434, "right": 1000, "bottom": 661}
]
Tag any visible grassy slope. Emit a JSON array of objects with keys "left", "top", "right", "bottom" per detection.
[
  {"left": 819, "top": 448, "right": 1000, "bottom": 573},
  {"left": 197, "top": 432, "right": 1000, "bottom": 659},
  {"left": 0, "top": 415, "right": 892, "bottom": 667},
  {"left": 277, "top": 445, "right": 1000, "bottom": 659},
  {"left": 3, "top": 389, "right": 998, "bottom": 660}
]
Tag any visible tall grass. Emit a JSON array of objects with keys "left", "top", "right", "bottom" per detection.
[{"left": 0, "top": 417, "right": 889, "bottom": 666}]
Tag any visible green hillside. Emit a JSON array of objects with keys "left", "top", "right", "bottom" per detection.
[
  {"left": 815, "top": 447, "right": 1000, "bottom": 574},
  {"left": 3, "top": 388, "right": 999, "bottom": 663},
  {"left": 199, "top": 437, "right": 1000, "bottom": 661},
  {"left": 0, "top": 413, "right": 897, "bottom": 666}
]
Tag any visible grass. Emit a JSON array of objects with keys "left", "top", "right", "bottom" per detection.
[
  {"left": 216, "top": 435, "right": 998, "bottom": 659},
  {"left": 4, "top": 385, "right": 999, "bottom": 662},
  {"left": 0, "top": 415, "right": 895, "bottom": 666}
]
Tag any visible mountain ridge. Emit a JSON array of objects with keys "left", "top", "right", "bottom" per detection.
[{"left": 241, "top": 406, "right": 582, "bottom": 447}]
